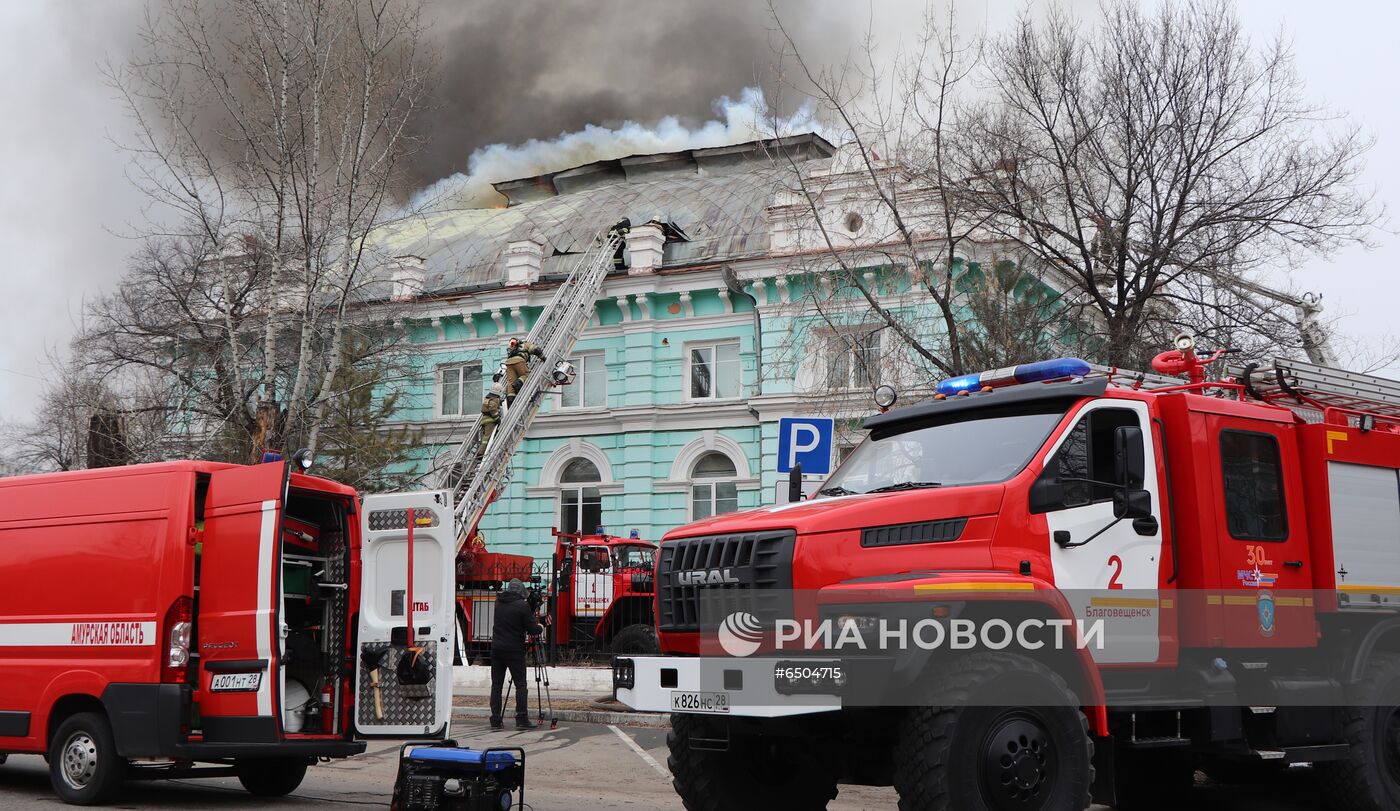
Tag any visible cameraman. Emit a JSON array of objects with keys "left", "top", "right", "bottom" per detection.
[{"left": 489, "top": 579, "right": 545, "bottom": 729}]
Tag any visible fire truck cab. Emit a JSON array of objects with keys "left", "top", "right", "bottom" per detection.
[
  {"left": 551, "top": 530, "right": 658, "bottom": 654},
  {"left": 0, "top": 460, "right": 454, "bottom": 805},
  {"left": 618, "top": 352, "right": 1400, "bottom": 811}
]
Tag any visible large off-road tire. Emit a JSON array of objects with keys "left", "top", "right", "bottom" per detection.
[
  {"left": 667, "top": 714, "right": 838, "bottom": 811},
  {"left": 48, "top": 711, "right": 125, "bottom": 805},
  {"left": 611, "top": 624, "right": 660, "bottom": 655},
  {"left": 1315, "top": 652, "right": 1400, "bottom": 811},
  {"left": 893, "top": 652, "right": 1094, "bottom": 811},
  {"left": 235, "top": 758, "right": 309, "bottom": 796}
]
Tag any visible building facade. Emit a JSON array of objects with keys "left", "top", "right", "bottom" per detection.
[{"left": 375, "top": 134, "right": 1029, "bottom": 559}]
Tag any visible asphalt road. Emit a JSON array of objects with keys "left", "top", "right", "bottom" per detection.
[{"left": 0, "top": 717, "right": 1330, "bottom": 810}]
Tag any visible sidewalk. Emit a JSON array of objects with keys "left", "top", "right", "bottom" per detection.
[{"left": 452, "top": 666, "right": 667, "bottom": 728}]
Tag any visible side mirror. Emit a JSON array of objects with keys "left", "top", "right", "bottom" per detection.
[
  {"left": 1113, "top": 488, "right": 1153, "bottom": 520},
  {"left": 1029, "top": 477, "right": 1066, "bottom": 513},
  {"left": 1114, "top": 426, "right": 1145, "bottom": 489}
]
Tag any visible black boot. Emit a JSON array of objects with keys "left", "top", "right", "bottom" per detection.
[{"left": 515, "top": 717, "right": 537, "bottom": 729}]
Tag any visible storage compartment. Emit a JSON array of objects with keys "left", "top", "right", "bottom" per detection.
[{"left": 280, "top": 490, "right": 354, "bottom": 736}]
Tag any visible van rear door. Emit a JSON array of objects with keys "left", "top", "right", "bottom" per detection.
[
  {"left": 198, "top": 462, "right": 285, "bottom": 742},
  {"left": 355, "top": 491, "right": 454, "bottom": 737}
]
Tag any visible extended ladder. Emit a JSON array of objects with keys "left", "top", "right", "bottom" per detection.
[{"left": 437, "top": 228, "right": 624, "bottom": 553}]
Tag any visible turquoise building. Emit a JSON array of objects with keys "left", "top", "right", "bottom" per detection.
[{"left": 373, "top": 134, "right": 1029, "bottom": 559}]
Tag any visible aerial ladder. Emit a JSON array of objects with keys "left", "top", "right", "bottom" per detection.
[{"left": 437, "top": 224, "right": 626, "bottom": 553}]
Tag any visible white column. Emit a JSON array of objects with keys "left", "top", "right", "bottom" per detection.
[
  {"left": 615, "top": 295, "right": 632, "bottom": 322},
  {"left": 679, "top": 290, "right": 694, "bottom": 318}
]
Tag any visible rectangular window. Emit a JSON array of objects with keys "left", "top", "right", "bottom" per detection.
[
  {"left": 439, "top": 363, "right": 482, "bottom": 417},
  {"left": 688, "top": 342, "right": 740, "bottom": 400},
  {"left": 1034, "top": 407, "right": 1142, "bottom": 513},
  {"left": 691, "top": 481, "right": 739, "bottom": 520},
  {"left": 561, "top": 487, "right": 603, "bottom": 535},
  {"left": 560, "top": 353, "right": 606, "bottom": 408},
  {"left": 827, "top": 331, "right": 881, "bottom": 389},
  {"left": 1221, "top": 430, "right": 1288, "bottom": 541}
]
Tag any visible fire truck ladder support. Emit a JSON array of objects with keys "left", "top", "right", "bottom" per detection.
[
  {"left": 437, "top": 228, "right": 625, "bottom": 554},
  {"left": 1235, "top": 357, "right": 1400, "bottom": 423}
]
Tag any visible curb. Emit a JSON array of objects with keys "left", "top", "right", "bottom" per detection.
[{"left": 452, "top": 705, "right": 670, "bottom": 729}]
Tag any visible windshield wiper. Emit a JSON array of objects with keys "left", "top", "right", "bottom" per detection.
[
  {"left": 817, "top": 486, "right": 858, "bottom": 497},
  {"left": 866, "top": 481, "right": 943, "bottom": 493}
]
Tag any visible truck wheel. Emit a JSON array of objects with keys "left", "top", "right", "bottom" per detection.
[
  {"left": 893, "top": 652, "right": 1093, "bottom": 811},
  {"left": 236, "top": 758, "right": 308, "bottom": 796},
  {"left": 1315, "top": 652, "right": 1400, "bottom": 811},
  {"left": 667, "top": 714, "right": 838, "bottom": 810},
  {"left": 611, "top": 624, "right": 660, "bottom": 655},
  {"left": 49, "top": 712, "right": 125, "bottom": 805}
]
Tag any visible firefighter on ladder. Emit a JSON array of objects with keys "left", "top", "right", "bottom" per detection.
[
  {"left": 503, "top": 338, "right": 544, "bottom": 404},
  {"left": 475, "top": 379, "right": 506, "bottom": 462}
]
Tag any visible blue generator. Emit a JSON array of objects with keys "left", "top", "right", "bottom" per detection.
[{"left": 389, "top": 741, "right": 525, "bottom": 811}]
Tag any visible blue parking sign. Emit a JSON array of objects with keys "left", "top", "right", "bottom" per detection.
[{"left": 778, "top": 417, "right": 834, "bottom": 475}]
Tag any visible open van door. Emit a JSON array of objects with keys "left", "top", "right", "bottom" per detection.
[
  {"left": 356, "top": 490, "right": 455, "bottom": 737},
  {"left": 199, "top": 462, "right": 286, "bottom": 743}
]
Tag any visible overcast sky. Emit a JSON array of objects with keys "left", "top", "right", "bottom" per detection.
[{"left": 0, "top": 0, "right": 1394, "bottom": 423}]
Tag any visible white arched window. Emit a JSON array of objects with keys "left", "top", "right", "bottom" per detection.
[
  {"left": 560, "top": 457, "right": 603, "bottom": 534},
  {"left": 691, "top": 452, "right": 739, "bottom": 520}
]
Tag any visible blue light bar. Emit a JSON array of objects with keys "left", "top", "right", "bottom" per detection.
[{"left": 935, "top": 358, "right": 1091, "bottom": 397}]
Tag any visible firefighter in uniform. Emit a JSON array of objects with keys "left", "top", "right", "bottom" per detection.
[
  {"left": 474, "top": 378, "right": 507, "bottom": 461},
  {"left": 502, "top": 338, "right": 544, "bottom": 404}
]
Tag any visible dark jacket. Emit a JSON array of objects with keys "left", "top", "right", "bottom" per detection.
[{"left": 491, "top": 590, "right": 543, "bottom": 657}]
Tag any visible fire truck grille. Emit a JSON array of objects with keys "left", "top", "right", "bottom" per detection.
[{"left": 657, "top": 530, "right": 796, "bottom": 633}]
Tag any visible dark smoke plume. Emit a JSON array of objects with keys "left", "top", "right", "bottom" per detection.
[{"left": 411, "top": 0, "right": 846, "bottom": 192}]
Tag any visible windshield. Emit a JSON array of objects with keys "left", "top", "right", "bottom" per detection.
[
  {"left": 821, "top": 411, "right": 1065, "bottom": 495},
  {"left": 614, "top": 544, "right": 655, "bottom": 570}
]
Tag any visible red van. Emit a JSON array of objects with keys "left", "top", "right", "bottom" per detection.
[{"left": 0, "top": 460, "right": 454, "bottom": 804}]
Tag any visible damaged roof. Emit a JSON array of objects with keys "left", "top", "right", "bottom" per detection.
[{"left": 373, "top": 133, "right": 835, "bottom": 295}]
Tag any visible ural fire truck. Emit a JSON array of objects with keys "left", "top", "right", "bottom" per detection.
[
  {"left": 619, "top": 340, "right": 1400, "bottom": 811},
  {"left": 453, "top": 530, "right": 660, "bottom": 661}
]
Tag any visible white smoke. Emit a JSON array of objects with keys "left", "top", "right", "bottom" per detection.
[{"left": 411, "top": 87, "right": 822, "bottom": 210}]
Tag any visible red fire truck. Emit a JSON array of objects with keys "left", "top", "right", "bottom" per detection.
[
  {"left": 453, "top": 530, "right": 659, "bottom": 661},
  {"left": 0, "top": 459, "right": 455, "bottom": 805},
  {"left": 617, "top": 343, "right": 1400, "bottom": 810}
]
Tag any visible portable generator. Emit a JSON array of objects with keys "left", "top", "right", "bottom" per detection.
[{"left": 389, "top": 741, "right": 525, "bottom": 811}]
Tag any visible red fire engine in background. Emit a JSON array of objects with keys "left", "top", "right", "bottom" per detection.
[
  {"left": 618, "top": 338, "right": 1400, "bottom": 811},
  {"left": 453, "top": 529, "right": 659, "bottom": 662}
]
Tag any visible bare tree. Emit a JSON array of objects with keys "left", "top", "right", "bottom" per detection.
[
  {"left": 766, "top": 0, "right": 1378, "bottom": 394},
  {"left": 963, "top": 0, "right": 1380, "bottom": 367},
  {"left": 75, "top": 0, "right": 432, "bottom": 466},
  {"left": 764, "top": 0, "right": 1085, "bottom": 418}
]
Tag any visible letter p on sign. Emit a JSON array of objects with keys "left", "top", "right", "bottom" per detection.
[{"left": 778, "top": 417, "right": 834, "bottom": 475}]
